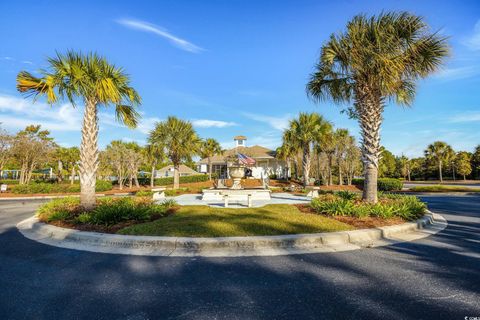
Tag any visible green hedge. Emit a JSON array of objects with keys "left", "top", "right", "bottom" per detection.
[
  {"left": 153, "top": 174, "right": 208, "bottom": 186},
  {"left": 11, "top": 180, "right": 113, "bottom": 194},
  {"left": 352, "top": 178, "right": 403, "bottom": 191},
  {"left": 0, "top": 179, "right": 19, "bottom": 185}
]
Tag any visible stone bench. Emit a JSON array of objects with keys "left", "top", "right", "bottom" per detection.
[
  {"left": 152, "top": 187, "right": 166, "bottom": 201},
  {"left": 305, "top": 186, "right": 320, "bottom": 198},
  {"left": 219, "top": 190, "right": 257, "bottom": 208}
]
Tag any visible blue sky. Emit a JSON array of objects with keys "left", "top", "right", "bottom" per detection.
[{"left": 0, "top": 0, "right": 479, "bottom": 157}]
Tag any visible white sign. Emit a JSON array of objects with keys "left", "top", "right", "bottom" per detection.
[{"left": 0, "top": 184, "right": 7, "bottom": 192}]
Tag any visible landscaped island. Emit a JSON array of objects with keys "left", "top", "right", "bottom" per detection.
[{"left": 36, "top": 192, "right": 426, "bottom": 237}]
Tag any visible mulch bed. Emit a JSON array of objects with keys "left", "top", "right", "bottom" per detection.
[{"left": 293, "top": 204, "right": 405, "bottom": 229}]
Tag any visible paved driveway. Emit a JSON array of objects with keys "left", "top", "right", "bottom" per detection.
[{"left": 0, "top": 196, "right": 479, "bottom": 319}]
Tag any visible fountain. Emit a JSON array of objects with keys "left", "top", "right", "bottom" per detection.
[
  {"left": 201, "top": 153, "right": 271, "bottom": 206},
  {"left": 228, "top": 165, "right": 245, "bottom": 189}
]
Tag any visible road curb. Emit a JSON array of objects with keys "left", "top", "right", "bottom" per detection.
[{"left": 17, "top": 210, "right": 447, "bottom": 257}]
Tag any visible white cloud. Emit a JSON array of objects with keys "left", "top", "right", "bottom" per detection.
[
  {"left": 433, "top": 66, "right": 480, "bottom": 81},
  {"left": 0, "top": 94, "right": 81, "bottom": 131},
  {"left": 1, "top": 56, "right": 14, "bottom": 61},
  {"left": 449, "top": 111, "right": 480, "bottom": 123},
  {"left": 21, "top": 60, "right": 33, "bottom": 65},
  {"left": 463, "top": 20, "right": 480, "bottom": 51},
  {"left": 117, "top": 18, "right": 204, "bottom": 53},
  {"left": 191, "top": 119, "right": 237, "bottom": 128},
  {"left": 0, "top": 93, "right": 160, "bottom": 136},
  {"left": 242, "top": 112, "right": 291, "bottom": 131}
]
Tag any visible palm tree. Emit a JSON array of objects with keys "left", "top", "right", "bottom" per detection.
[
  {"left": 17, "top": 51, "right": 140, "bottom": 209},
  {"left": 425, "top": 141, "right": 454, "bottom": 182},
  {"left": 307, "top": 12, "right": 449, "bottom": 202},
  {"left": 286, "top": 112, "right": 331, "bottom": 186},
  {"left": 149, "top": 116, "right": 200, "bottom": 189},
  {"left": 317, "top": 129, "right": 336, "bottom": 185},
  {"left": 281, "top": 129, "right": 300, "bottom": 180},
  {"left": 398, "top": 155, "right": 412, "bottom": 181},
  {"left": 334, "top": 129, "right": 350, "bottom": 185},
  {"left": 200, "top": 138, "right": 223, "bottom": 181},
  {"left": 143, "top": 144, "right": 166, "bottom": 188}
]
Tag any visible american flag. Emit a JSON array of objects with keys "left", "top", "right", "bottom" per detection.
[{"left": 237, "top": 153, "right": 256, "bottom": 166}]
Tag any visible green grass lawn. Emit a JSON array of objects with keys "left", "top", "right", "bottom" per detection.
[
  {"left": 409, "top": 185, "right": 480, "bottom": 192},
  {"left": 117, "top": 204, "right": 354, "bottom": 237}
]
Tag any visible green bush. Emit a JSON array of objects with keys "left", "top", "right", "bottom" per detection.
[
  {"left": 37, "top": 196, "right": 173, "bottom": 226},
  {"left": 334, "top": 190, "right": 358, "bottom": 200},
  {"left": 351, "top": 178, "right": 403, "bottom": 191},
  {"left": 135, "top": 190, "right": 154, "bottom": 197},
  {"left": 11, "top": 180, "right": 112, "bottom": 194},
  {"left": 377, "top": 178, "right": 403, "bottom": 191},
  {"left": 310, "top": 193, "right": 425, "bottom": 220},
  {"left": 0, "top": 179, "right": 19, "bottom": 185},
  {"left": 153, "top": 174, "right": 208, "bottom": 186},
  {"left": 164, "top": 188, "right": 190, "bottom": 196},
  {"left": 37, "top": 197, "right": 81, "bottom": 222}
]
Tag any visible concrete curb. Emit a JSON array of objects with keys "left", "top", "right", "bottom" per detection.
[{"left": 17, "top": 210, "right": 447, "bottom": 257}]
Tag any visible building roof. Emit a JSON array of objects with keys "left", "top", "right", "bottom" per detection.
[
  {"left": 156, "top": 164, "right": 199, "bottom": 174},
  {"left": 197, "top": 145, "right": 277, "bottom": 165},
  {"left": 234, "top": 135, "right": 247, "bottom": 140}
]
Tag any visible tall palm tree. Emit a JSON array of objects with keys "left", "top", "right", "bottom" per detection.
[
  {"left": 286, "top": 112, "right": 331, "bottom": 186},
  {"left": 307, "top": 12, "right": 449, "bottom": 202},
  {"left": 200, "top": 138, "right": 223, "bottom": 181},
  {"left": 17, "top": 51, "right": 141, "bottom": 209},
  {"left": 425, "top": 141, "right": 454, "bottom": 182},
  {"left": 149, "top": 116, "right": 200, "bottom": 189}
]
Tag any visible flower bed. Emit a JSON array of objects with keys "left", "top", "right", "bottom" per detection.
[{"left": 37, "top": 196, "right": 178, "bottom": 233}]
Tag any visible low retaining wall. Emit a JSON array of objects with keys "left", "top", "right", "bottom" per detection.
[{"left": 17, "top": 210, "right": 446, "bottom": 257}]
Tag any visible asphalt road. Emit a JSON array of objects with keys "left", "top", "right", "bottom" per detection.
[{"left": 0, "top": 196, "right": 479, "bottom": 320}]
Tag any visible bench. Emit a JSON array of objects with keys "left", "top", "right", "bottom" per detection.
[
  {"left": 152, "top": 187, "right": 166, "bottom": 200},
  {"left": 305, "top": 186, "right": 320, "bottom": 198},
  {"left": 219, "top": 190, "right": 256, "bottom": 208}
]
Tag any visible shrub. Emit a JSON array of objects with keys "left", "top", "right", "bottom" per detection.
[
  {"left": 135, "top": 190, "right": 154, "bottom": 197},
  {"left": 310, "top": 193, "right": 425, "bottom": 220},
  {"left": 350, "top": 178, "right": 403, "bottom": 191},
  {"left": 335, "top": 190, "right": 358, "bottom": 200},
  {"left": 165, "top": 188, "right": 190, "bottom": 196},
  {"left": 153, "top": 174, "right": 208, "bottom": 186},
  {"left": 37, "top": 196, "right": 173, "bottom": 226},
  {"left": 377, "top": 178, "right": 403, "bottom": 191},
  {"left": 0, "top": 179, "right": 19, "bottom": 185},
  {"left": 36, "top": 197, "right": 81, "bottom": 222},
  {"left": 11, "top": 180, "right": 112, "bottom": 194}
]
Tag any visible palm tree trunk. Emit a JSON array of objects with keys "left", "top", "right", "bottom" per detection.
[
  {"left": 79, "top": 100, "right": 99, "bottom": 210},
  {"left": 173, "top": 163, "right": 180, "bottom": 189},
  {"left": 327, "top": 154, "right": 333, "bottom": 186},
  {"left": 208, "top": 157, "right": 212, "bottom": 181},
  {"left": 357, "top": 95, "right": 382, "bottom": 203},
  {"left": 338, "top": 160, "right": 343, "bottom": 186},
  {"left": 292, "top": 157, "right": 298, "bottom": 181},
  {"left": 302, "top": 146, "right": 311, "bottom": 187},
  {"left": 439, "top": 162, "right": 443, "bottom": 182},
  {"left": 150, "top": 165, "right": 155, "bottom": 188},
  {"left": 70, "top": 166, "right": 75, "bottom": 185}
]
